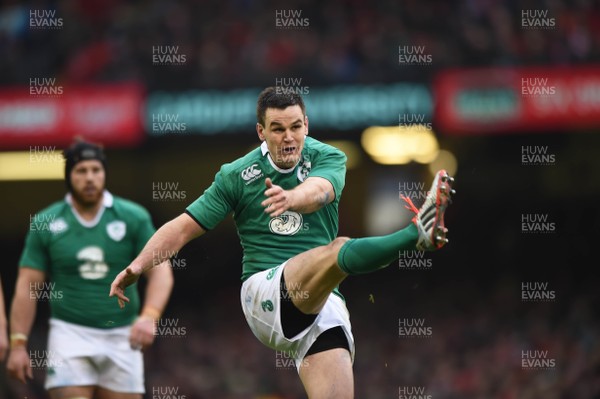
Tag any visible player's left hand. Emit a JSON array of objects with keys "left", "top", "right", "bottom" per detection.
[
  {"left": 129, "top": 316, "right": 156, "bottom": 351},
  {"left": 109, "top": 266, "right": 142, "bottom": 308},
  {"left": 262, "top": 178, "right": 295, "bottom": 217}
]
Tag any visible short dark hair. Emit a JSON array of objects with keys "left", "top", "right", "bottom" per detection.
[{"left": 256, "top": 87, "right": 306, "bottom": 127}]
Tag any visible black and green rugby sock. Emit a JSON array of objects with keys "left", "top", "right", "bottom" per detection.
[{"left": 337, "top": 223, "right": 418, "bottom": 275}]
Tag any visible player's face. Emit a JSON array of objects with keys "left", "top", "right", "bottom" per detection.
[
  {"left": 69, "top": 160, "right": 105, "bottom": 206},
  {"left": 257, "top": 105, "right": 308, "bottom": 169}
]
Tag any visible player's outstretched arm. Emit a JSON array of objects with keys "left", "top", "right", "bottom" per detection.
[
  {"left": 262, "top": 177, "right": 335, "bottom": 217},
  {"left": 110, "top": 213, "right": 204, "bottom": 308},
  {"left": 7, "top": 268, "right": 45, "bottom": 383}
]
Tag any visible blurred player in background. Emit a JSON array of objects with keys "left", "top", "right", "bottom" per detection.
[
  {"left": 110, "top": 88, "right": 454, "bottom": 398},
  {"left": 0, "top": 275, "right": 8, "bottom": 362},
  {"left": 7, "top": 140, "right": 174, "bottom": 399}
]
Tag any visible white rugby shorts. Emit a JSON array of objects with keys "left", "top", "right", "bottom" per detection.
[
  {"left": 240, "top": 262, "right": 355, "bottom": 371},
  {"left": 44, "top": 318, "right": 144, "bottom": 393}
]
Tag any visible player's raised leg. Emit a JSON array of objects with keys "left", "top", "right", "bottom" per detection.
[
  {"left": 283, "top": 170, "right": 455, "bottom": 315},
  {"left": 281, "top": 236, "right": 349, "bottom": 314}
]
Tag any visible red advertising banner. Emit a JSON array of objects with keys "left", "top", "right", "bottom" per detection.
[
  {"left": 0, "top": 83, "right": 145, "bottom": 148},
  {"left": 434, "top": 65, "right": 600, "bottom": 135}
]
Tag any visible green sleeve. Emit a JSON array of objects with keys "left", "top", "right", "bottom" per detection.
[
  {"left": 309, "top": 146, "right": 347, "bottom": 201},
  {"left": 186, "top": 166, "right": 237, "bottom": 230},
  {"left": 19, "top": 229, "right": 50, "bottom": 271}
]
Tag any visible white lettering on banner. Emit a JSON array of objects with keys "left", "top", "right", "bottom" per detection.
[{"left": 0, "top": 85, "right": 143, "bottom": 147}]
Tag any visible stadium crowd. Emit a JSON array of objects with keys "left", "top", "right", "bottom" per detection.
[{"left": 0, "top": 0, "right": 598, "bottom": 89}]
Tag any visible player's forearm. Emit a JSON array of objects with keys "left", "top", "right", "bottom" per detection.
[
  {"left": 140, "top": 262, "right": 174, "bottom": 318},
  {"left": 9, "top": 280, "right": 38, "bottom": 339},
  {"left": 130, "top": 214, "right": 204, "bottom": 274},
  {"left": 289, "top": 178, "right": 334, "bottom": 214},
  {"left": 130, "top": 224, "right": 185, "bottom": 274}
]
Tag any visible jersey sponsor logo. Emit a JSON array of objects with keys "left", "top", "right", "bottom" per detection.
[
  {"left": 106, "top": 220, "right": 126, "bottom": 241},
  {"left": 48, "top": 217, "right": 68, "bottom": 234},
  {"left": 269, "top": 211, "right": 303, "bottom": 236},
  {"left": 297, "top": 157, "right": 311, "bottom": 182},
  {"left": 77, "top": 246, "right": 109, "bottom": 280},
  {"left": 241, "top": 164, "right": 263, "bottom": 184}
]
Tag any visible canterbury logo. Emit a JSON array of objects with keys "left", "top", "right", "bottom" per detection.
[{"left": 241, "top": 164, "right": 262, "bottom": 182}]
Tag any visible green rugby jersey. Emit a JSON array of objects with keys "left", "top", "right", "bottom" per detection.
[
  {"left": 20, "top": 191, "right": 155, "bottom": 329},
  {"left": 186, "top": 136, "right": 347, "bottom": 283}
]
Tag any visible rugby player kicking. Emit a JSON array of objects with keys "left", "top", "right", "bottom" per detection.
[{"left": 110, "top": 88, "right": 454, "bottom": 398}]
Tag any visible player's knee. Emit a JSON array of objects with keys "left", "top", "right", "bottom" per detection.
[
  {"left": 326, "top": 237, "right": 350, "bottom": 268},
  {"left": 330, "top": 236, "right": 350, "bottom": 252}
]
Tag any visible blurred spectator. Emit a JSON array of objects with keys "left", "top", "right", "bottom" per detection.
[{"left": 0, "top": 0, "right": 598, "bottom": 89}]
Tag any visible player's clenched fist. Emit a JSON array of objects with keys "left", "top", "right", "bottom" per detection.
[{"left": 109, "top": 266, "right": 142, "bottom": 308}]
